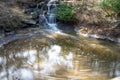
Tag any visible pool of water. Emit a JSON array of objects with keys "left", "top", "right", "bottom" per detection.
[{"left": 0, "top": 29, "right": 120, "bottom": 80}]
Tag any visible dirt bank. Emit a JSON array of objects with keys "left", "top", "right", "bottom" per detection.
[{"left": 76, "top": 0, "right": 120, "bottom": 43}]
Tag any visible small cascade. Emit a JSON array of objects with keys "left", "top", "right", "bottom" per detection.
[
  {"left": 47, "top": 5, "right": 51, "bottom": 14},
  {"left": 39, "top": 0, "right": 59, "bottom": 31},
  {"left": 36, "top": 4, "right": 39, "bottom": 9},
  {"left": 48, "top": 14, "right": 56, "bottom": 24},
  {"left": 47, "top": 14, "right": 57, "bottom": 29}
]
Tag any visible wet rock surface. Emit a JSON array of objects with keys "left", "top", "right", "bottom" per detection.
[
  {"left": 0, "top": 30, "right": 4, "bottom": 39},
  {"left": 22, "top": 20, "right": 37, "bottom": 25}
]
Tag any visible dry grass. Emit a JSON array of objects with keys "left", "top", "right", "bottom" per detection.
[
  {"left": 0, "top": 1, "right": 31, "bottom": 31},
  {"left": 77, "top": 1, "right": 108, "bottom": 26},
  {"left": 0, "top": 2, "right": 22, "bottom": 30},
  {"left": 76, "top": 0, "right": 120, "bottom": 38}
]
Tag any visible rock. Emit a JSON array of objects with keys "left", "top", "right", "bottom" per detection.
[
  {"left": 24, "top": 8, "right": 34, "bottom": 14},
  {"left": 37, "top": 2, "right": 44, "bottom": 9},
  {"left": 22, "top": 20, "right": 36, "bottom": 25},
  {"left": 39, "top": 14, "right": 47, "bottom": 23},
  {"left": 35, "top": 19, "right": 39, "bottom": 24},
  {"left": 31, "top": 12, "right": 39, "bottom": 19},
  {"left": 116, "top": 23, "right": 120, "bottom": 28},
  {"left": 0, "top": 30, "right": 5, "bottom": 39},
  {"left": 5, "top": 31, "right": 15, "bottom": 36},
  {"left": 28, "top": 3, "right": 37, "bottom": 8}
]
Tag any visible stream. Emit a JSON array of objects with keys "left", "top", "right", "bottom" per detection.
[{"left": 0, "top": 0, "right": 120, "bottom": 80}]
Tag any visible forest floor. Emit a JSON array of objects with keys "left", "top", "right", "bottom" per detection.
[{"left": 76, "top": 2, "right": 120, "bottom": 42}]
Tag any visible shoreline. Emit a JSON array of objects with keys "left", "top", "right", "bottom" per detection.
[
  {"left": 75, "top": 27, "right": 120, "bottom": 43},
  {"left": 0, "top": 26, "right": 120, "bottom": 48}
]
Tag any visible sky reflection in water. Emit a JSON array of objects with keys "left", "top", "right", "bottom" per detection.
[{"left": 0, "top": 38, "right": 120, "bottom": 80}]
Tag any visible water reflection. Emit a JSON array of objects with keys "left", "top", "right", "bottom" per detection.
[{"left": 0, "top": 38, "right": 120, "bottom": 80}]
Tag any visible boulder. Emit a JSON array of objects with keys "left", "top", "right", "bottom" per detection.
[{"left": 22, "top": 20, "right": 36, "bottom": 25}]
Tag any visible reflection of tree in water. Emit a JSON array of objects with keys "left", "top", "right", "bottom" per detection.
[
  {"left": 0, "top": 37, "right": 120, "bottom": 79},
  {"left": 78, "top": 50, "right": 120, "bottom": 78},
  {"left": 57, "top": 36, "right": 120, "bottom": 79},
  {"left": 0, "top": 38, "right": 49, "bottom": 79}
]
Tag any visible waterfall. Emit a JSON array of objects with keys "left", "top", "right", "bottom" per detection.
[
  {"left": 39, "top": 0, "right": 59, "bottom": 31},
  {"left": 48, "top": 14, "right": 56, "bottom": 24},
  {"left": 47, "top": 5, "right": 51, "bottom": 14},
  {"left": 46, "top": 0, "right": 57, "bottom": 28},
  {"left": 47, "top": 13, "right": 57, "bottom": 29}
]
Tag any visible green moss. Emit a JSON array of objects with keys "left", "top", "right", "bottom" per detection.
[
  {"left": 56, "top": 4, "right": 78, "bottom": 24},
  {"left": 100, "top": 0, "right": 120, "bottom": 16}
]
